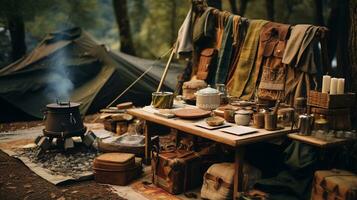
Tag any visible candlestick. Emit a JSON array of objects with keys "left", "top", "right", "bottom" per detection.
[
  {"left": 321, "top": 75, "right": 331, "bottom": 93},
  {"left": 330, "top": 78, "right": 338, "bottom": 95},
  {"left": 337, "top": 78, "right": 345, "bottom": 94}
]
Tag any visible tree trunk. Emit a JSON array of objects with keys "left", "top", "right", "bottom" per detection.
[
  {"left": 206, "top": 0, "right": 222, "bottom": 10},
  {"left": 313, "top": 0, "right": 324, "bottom": 25},
  {"left": 5, "top": 1, "right": 26, "bottom": 61},
  {"left": 327, "top": 0, "right": 349, "bottom": 78},
  {"left": 113, "top": 0, "right": 136, "bottom": 55},
  {"left": 170, "top": 0, "right": 177, "bottom": 44},
  {"left": 265, "top": 0, "right": 275, "bottom": 21},
  {"left": 349, "top": 0, "right": 357, "bottom": 128},
  {"left": 228, "top": 0, "right": 238, "bottom": 14},
  {"left": 238, "top": 0, "right": 248, "bottom": 16}
]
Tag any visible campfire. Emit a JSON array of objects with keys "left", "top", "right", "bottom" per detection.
[{"left": 35, "top": 101, "right": 96, "bottom": 154}]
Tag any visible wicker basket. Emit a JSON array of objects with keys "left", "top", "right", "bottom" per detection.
[{"left": 307, "top": 91, "right": 355, "bottom": 109}]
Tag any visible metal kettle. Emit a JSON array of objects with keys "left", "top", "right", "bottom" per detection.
[{"left": 298, "top": 114, "right": 314, "bottom": 135}]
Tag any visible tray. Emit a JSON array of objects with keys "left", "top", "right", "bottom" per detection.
[
  {"left": 173, "top": 108, "right": 211, "bottom": 119},
  {"left": 221, "top": 126, "right": 257, "bottom": 136},
  {"left": 194, "top": 121, "right": 231, "bottom": 130}
]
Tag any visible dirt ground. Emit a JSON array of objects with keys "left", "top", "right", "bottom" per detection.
[{"left": 0, "top": 115, "right": 126, "bottom": 200}]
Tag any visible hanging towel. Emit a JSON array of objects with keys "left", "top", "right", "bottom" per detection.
[
  {"left": 175, "top": 8, "right": 193, "bottom": 59},
  {"left": 227, "top": 17, "right": 249, "bottom": 81},
  {"left": 227, "top": 20, "right": 269, "bottom": 98},
  {"left": 282, "top": 25, "right": 319, "bottom": 74},
  {"left": 213, "top": 15, "right": 235, "bottom": 84}
]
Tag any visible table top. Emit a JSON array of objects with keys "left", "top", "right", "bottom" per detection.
[
  {"left": 128, "top": 108, "right": 297, "bottom": 147},
  {"left": 288, "top": 133, "right": 354, "bottom": 148}
]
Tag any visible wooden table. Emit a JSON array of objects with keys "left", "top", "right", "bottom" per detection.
[
  {"left": 288, "top": 133, "right": 354, "bottom": 148},
  {"left": 128, "top": 108, "right": 297, "bottom": 199}
]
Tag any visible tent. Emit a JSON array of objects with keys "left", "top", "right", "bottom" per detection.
[{"left": 0, "top": 27, "right": 183, "bottom": 121}]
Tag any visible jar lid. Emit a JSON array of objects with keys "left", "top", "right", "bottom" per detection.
[
  {"left": 196, "top": 85, "right": 219, "bottom": 96},
  {"left": 236, "top": 110, "right": 253, "bottom": 115}
]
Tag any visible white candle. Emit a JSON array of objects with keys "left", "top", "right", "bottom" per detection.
[
  {"left": 321, "top": 75, "right": 331, "bottom": 93},
  {"left": 330, "top": 78, "right": 338, "bottom": 95},
  {"left": 337, "top": 78, "right": 345, "bottom": 94}
]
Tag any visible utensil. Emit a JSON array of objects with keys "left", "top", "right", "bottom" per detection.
[
  {"left": 151, "top": 92, "right": 174, "bottom": 109},
  {"left": 234, "top": 110, "right": 253, "bottom": 126},
  {"left": 195, "top": 85, "right": 221, "bottom": 110},
  {"left": 253, "top": 104, "right": 266, "bottom": 128},
  {"left": 264, "top": 100, "right": 280, "bottom": 131},
  {"left": 173, "top": 108, "right": 211, "bottom": 119},
  {"left": 298, "top": 114, "right": 314, "bottom": 135},
  {"left": 224, "top": 109, "right": 236, "bottom": 123},
  {"left": 216, "top": 84, "right": 228, "bottom": 105}
]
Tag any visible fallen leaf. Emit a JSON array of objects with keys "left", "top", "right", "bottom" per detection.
[
  {"left": 50, "top": 193, "right": 56, "bottom": 199},
  {"left": 70, "top": 190, "right": 78, "bottom": 194},
  {"left": 6, "top": 186, "right": 16, "bottom": 189},
  {"left": 24, "top": 184, "right": 32, "bottom": 188},
  {"left": 57, "top": 196, "right": 66, "bottom": 200},
  {"left": 26, "top": 190, "right": 34, "bottom": 194},
  {"left": 61, "top": 189, "right": 68, "bottom": 192}
]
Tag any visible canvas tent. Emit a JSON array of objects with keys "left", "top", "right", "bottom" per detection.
[{"left": 0, "top": 27, "right": 183, "bottom": 121}]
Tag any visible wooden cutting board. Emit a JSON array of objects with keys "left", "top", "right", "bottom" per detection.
[{"left": 173, "top": 108, "right": 211, "bottom": 119}]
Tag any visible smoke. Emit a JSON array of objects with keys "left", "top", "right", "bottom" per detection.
[{"left": 45, "top": 48, "right": 74, "bottom": 102}]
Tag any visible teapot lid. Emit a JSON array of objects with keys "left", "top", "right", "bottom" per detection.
[{"left": 196, "top": 85, "right": 219, "bottom": 95}]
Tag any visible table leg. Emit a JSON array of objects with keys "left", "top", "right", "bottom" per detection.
[
  {"left": 233, "top": 147, "right": 245, "bottom": 200},
  {"left": 144, "top": 121, "right": 153, "bottom": 165}
]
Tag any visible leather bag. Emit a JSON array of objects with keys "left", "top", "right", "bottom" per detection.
[
  {"left": 200, "top": 162, "right": 262, "bottom": 200},
  {"left": 151, "top": 148, "right": 202, "bottom": 194},
  {"left": 258, "top": 23, "right": 291, "bottom": 101},
  {"left": 196, "top": 48, "right": 218, "bottom": 82},
  {"left": 312, "top": 169, "right": 357, "bottom": 200}
]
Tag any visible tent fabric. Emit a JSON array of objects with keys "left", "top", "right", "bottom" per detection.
[{"left": 0, "top": 27, "right": 183, "bottom": 120}]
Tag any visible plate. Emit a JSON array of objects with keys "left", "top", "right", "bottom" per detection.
[{"left": 173, "top": 108, "right": 211, "bottom": 119}]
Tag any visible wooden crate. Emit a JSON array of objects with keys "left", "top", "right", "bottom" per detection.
[
  {"left": 307, "top": 90, "right": 355, "bottom": 109},
  {"left": 310, "top": 107, "right": 351, "bottom": 130},
  {"left": 103, "top": 119, "right": 117, "bottom": 133}
]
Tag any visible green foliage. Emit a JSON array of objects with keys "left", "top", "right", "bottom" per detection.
[{"left": 0, "top": 0, "right": 331, "bottom": 60}]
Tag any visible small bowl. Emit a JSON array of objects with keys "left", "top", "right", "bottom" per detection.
[{"left": 205, "top": 116, "right": 225, "bottom": 126}]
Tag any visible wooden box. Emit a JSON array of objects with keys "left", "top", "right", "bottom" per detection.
[
  {"left": 307, "top": 90, "right": 355, "bottom": 109},
  {"left": 93, "top": 153, "right": 142, "bottom": 186},
  {"left": 311, "top": 107, "right": 351, "bottom": 130},
  {"left": 104, "top": 119, "right": 116, "bottom": 133}
]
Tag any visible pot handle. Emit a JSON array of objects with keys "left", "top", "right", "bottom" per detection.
[
  {"left": 42, "top": 108, "right": 48, "bottom": 121},
  {"left": 69, "top": 113, "right": 77, "bottom": 125}
]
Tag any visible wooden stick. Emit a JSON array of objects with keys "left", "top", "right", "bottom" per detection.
[{"left": 156, "top": 48, "right": 175, "bottom": 92}]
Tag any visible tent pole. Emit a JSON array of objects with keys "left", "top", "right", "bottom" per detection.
[{"left": 156, "top": 47, "right": 175, "bottom": 92}]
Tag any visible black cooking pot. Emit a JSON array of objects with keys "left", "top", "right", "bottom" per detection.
[{"left": 43, "top": 101, "right": 86, "bottom": 138}]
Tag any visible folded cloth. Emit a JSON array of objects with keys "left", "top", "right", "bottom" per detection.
[
  {"left": 227, "top": 20, "right": 268, "bottom": 98},
  {"left": 213, "top": 15, "right": 235, "bottom": 84},
  {"left": 282, "top": 25, "right": 319, "bottom": 74},
  {"left": 175, "top": 8, "right": 193, "bottom": 59}
]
